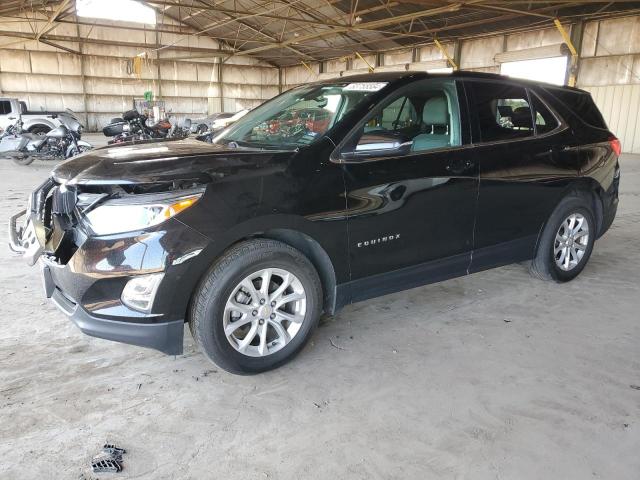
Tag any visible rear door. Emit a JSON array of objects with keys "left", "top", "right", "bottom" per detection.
[
  {"left": 335, "top": 79, "right": 478, "bottom": 301},
  {"left": 464, "top": 80, "right": 579, "bottom": 271}
]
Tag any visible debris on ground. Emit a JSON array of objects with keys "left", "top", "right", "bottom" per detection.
[
  {"left": 91, "top": 444, "right": 127, "bottom": 474},
  {"left": 103, "top": 445, "right": 126, "bottom": 460},
  {"left": 91, "top": 458, "right": 122, "bottom": 474},
  {"left": 329, "top": 338, "right": 345, "bottom": 350}
]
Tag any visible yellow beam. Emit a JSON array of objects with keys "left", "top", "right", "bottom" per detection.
[
  {"left": 355, "top": 51, "right": 374, "bottom": 72},
  {"left": 554, "top": 18, "right": 577, "bottom": 56},
  {"left": 554, "top": 18, "right": 578, "bottom": 87},
  {"left": 434, "top": 38, "right": 458, "bottom": 70},
  {"left": 301, "top": 60, "right": 314, "bottom": 74}
]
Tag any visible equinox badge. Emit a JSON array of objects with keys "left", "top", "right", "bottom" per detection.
[{"left": 357, "top": 234, "right": 400, "bottom": 248}]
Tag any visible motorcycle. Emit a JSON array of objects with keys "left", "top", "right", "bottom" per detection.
[
  {"left": 168, "top": 118, "right": 192, "bottom": 140},
  {"left": 103, "top": 110, "right": 184, "bottom": 145},
  {"left": 0, "top": 111, "right": 92, "bottom": 166}
]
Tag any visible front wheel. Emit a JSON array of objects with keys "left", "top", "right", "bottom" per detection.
[
  {"left": 189, "top": 239, "right": 322, "bottom": 374},
  {"left": 12, "top": 154, "right": 34, "bottom": 166},
  {"left": 530, "top": 194, "right": 596, "bottom": 282},
  {"left": 67, "top": 145, "right": 92, "bottom": 158}
]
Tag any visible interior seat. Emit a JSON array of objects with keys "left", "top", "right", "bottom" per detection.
[{"left": 411, "top": 96, "right": 450, "bottom": 152}]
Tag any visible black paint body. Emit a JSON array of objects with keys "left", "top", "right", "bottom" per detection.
[{"left": 36, "top": 72, "right": 620, "bottom": 354}]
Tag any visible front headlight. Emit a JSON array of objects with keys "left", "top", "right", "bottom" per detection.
[{"left": 85, "top": 190, "right": 203, "bottom": 235}]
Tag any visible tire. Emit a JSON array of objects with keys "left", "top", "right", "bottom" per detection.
[
  {"left": 189, "top": 239, "right": 322, "bottom": 374},
  {"left": 530, "top": 193, "right": 596, "bottom": 282},
  {"left": 12, "top": 154, "right": 34, "bottom": 166},
  {"left": 66, "top": 145, "right": 92, "bottom": 159},
  {"left": 29, "top": 126, "right": 50, "bottom": 136}
]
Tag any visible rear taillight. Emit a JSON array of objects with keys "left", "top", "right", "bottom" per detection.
[{"left": 609, "top": 137, "right": 622, "bottom": 156}]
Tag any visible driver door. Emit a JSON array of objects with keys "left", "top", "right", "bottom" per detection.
[{"left": 337, "top": 79, "right": 479, "bottom": 302}]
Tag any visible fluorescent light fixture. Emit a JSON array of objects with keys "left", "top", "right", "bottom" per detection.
[{"left": 76, "top": 0, "right": 156, "bottom": 25}]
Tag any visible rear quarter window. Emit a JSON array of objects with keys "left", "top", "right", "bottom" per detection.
[{"left": 545, "top": 88, "right": 608, "bottom": 130}]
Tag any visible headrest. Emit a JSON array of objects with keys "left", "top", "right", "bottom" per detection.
[
  {"left": 422, "top": 96, "right": 448, "bottom": 126},
  {"left": 511, "top": 107, "right": 532, "bottom": 128}
]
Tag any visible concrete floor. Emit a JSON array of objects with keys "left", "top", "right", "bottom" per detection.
[{"left": 0, "top": 151, "right": 638, "bottom": 480}]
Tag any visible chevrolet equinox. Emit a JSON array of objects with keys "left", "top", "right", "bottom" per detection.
[{"left": 10, "top": 72, "right": 620, "bottom": 374}]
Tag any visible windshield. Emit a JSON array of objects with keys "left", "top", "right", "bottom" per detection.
[{"left": 213, "top": 82, "right": 387, "bottom": 149}]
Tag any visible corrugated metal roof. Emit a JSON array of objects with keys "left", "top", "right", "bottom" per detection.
[{"left": 2, "top": 1, "right": 640, "bottom": 66}]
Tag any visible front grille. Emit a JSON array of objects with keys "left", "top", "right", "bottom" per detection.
[
  {"left": 31, "top": 178, "right": 80, "bottom": 265},
  {"left": 30, "top": 178, "right": 56, "bottom": 231},
  {"left": 52, "top": 186, "right": 77, "bottom": 215}
]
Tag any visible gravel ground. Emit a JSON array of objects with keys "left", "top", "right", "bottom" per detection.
[{"left": 0, "top": 151, "right": 638, "bottom": 480}]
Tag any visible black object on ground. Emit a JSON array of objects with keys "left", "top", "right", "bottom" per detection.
[
  {"left": 91, "top": 458, "right": 122, "bottom": 473},
  {"left": 103, "top": 444, "right": 127, "bottom": 461},
  {"left": 91, "top": 444, "right": 127, "bottom": 473}
]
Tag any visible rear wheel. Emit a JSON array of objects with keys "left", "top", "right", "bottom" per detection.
[
  {"left": 530, "top": 193, "right": 596, "bottom": 282},
  {"left": 189, "top": 239, "right": 322, "bottom": 374}
]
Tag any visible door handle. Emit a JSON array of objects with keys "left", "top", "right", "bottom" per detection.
[{"left": 8, "top": 116, "right": 16, "bottom": 120}]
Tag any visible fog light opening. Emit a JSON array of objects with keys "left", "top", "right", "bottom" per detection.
[{"left": 121, "top": 273, "right": 164, "bottom": 313}]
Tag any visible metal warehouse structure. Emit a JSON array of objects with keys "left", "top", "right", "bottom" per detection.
[{"left": 1, "top": 1, "right": 639, "bottom": 151}]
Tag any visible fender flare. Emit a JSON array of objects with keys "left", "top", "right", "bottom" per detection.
[
  {"left": 23, "top": 120, "right": 56, "bottom": 132},
  {"left": 181, "top": 214, "right": 346, "bottom": 317}
]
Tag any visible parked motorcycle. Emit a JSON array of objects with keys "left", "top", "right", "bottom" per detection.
[
  {"left": 103, "top": 110, "right": 188, "bottom": 144},
  {"left": 0, "top": 111, "right": 91, "bottom": 166},
  {"left": 168, "top": 118, "right": 192, "bottom": 140}
]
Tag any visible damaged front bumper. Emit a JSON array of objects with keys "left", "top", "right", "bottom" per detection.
[
  {"left": 43, "top": 264, "right": 184, "bottom": 356},
  {"left": 9, "top": 179, "right": 211, "bottom": 356}
]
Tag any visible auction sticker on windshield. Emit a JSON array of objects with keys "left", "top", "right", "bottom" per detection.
[{"left": 343, "top": 82, "right": 388, "bottom": 92}]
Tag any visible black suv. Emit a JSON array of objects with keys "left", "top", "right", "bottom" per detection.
[{"left": 10, "top": 72, "right": 620, "bottom": 374}]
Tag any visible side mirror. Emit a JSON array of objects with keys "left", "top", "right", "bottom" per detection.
[{"left": 341, "top": 132, "right": 413, "bottom": 161}]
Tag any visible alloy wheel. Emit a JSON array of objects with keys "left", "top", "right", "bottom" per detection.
[
  {"left": 554, "top": 213, "right": 589, "bottom": 271},
  {"left": 223, "top": 268, "right": 306, "bottom": 357}
]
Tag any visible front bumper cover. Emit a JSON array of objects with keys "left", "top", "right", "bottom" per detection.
[
  {"left": 44, "top": 263, "right": 185, "bottom": 355},
  {"left": 9, "top": 178, "right": 211, "bottom": 356}
]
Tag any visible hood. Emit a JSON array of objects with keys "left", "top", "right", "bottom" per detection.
[{"left": 52, "top": 139, "right": 296, "bottom": 186}]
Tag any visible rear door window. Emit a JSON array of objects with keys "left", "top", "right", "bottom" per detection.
[{"left": 468, "top": 82, "right": 535, "bottom": 142}]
